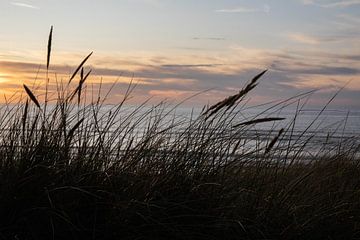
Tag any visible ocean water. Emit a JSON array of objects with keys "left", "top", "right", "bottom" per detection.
[
  {"left": 171, "top": 107, "right": 360, "bottom": 134},
  {"left": 170, "top": 107, "right": 360, "bottom": 157},
  {"left": 2, "top": 103, "right": 359, "bottom": 136},
  {"left": 0, "top": 103, "right": 359, "bottom": 158}
]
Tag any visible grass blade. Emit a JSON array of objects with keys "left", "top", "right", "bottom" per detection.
[
  {"left": 68, "top": 69, "right": 92, "bottom": 103},
  {"left": 47, "top": 26, "right": 53, "bottom": 70},
  {"left": 67, "top": 118, "right": 84, "bottom": 144},
  {"left": 78, "top": 69, "right": 91, "bottom": 104},
  {"left": 233, "top": 117, "right": 285, "bottom": 127},
  {"left": 80, "top": 67, "right": 84, "bottom": 81},
  {"left": 265, "top": 128, "right": 284, "bottom": 155},
  {"left": 250, "top": 69, "right": 267, "bottom": 84},
  {"left": 69, "top": 52, "right": 93, "bottom": 84},
  {"left": 22, "top": 99, "right": 29, "bottom": 137},
  {"left": 23, "top": 84, "right": 41, "bottom": 109}
]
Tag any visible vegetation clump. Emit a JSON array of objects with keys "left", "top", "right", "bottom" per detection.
[{"left": 0, "top": 28, "right": 359, "bottom": 240}]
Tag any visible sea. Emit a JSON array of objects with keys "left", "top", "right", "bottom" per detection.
[
  {"left": 167, "top": 106, "right": 360, "bottom": 158},
  {"left": 1, "top": 103, "right": 359, "bottom": 159}
]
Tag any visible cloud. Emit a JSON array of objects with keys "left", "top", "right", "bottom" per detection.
[
  {"left": 303, "top": 0, "right": 360, "bottom": 8},
  {"left": 11, "top": 2, "right": 39, "bottom": 9},
  {"left": 1, "top": 45, "right": 360, "bottom": 108},
  {"left": 215, "top": 4, "right": 270, "bottom": 13},
  {"left": 335, "top": 14, "right": 360, "bottom": 27},
  {"left": 192, "top": 37, "right": 226, "bottom": 41},
  {"left": 325, "top": 0, "right": 360, "bottom": 7},
  {"left": 287, "top": 32, "right": 359, "bottom": 45},
  {"left": 303, "top": 0, "right": 315, "bottom": 4},
  {"left": 288, "top": 33, "right": 320, "bottom": 45},
  {"left": 161, "top": 64, "right": 223, "bottom": 68},
  {"left": 273, "top": 64, "right": 360, "bottom": 76}
]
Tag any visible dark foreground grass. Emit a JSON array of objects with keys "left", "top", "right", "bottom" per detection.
[{"left": 0, "top": 29, "right": 359, "bottom": 240}]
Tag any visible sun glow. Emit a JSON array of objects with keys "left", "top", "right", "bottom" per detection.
[{"left": 0, "top": 74, "right": 9, "bottom": 83}]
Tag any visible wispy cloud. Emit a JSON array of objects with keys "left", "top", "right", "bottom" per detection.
[
  {"left": 192, "top": 37, "right": 226, "bottom": 41},
  {"left": 161, "top": 64, "right": 223, "bottom": 68},
  {"left": 288, "top": 33, "right": 320, "bottom": 45},
  {"left": 11, "top": 2, "right": 39, "bottom": 9},
  {"left": 287, "top": 32, "right": 359, "bottom": 45},
  {"left": 215, "top": 4, "right": 270, "bottom": 13},
  {"left": 303, "top": 0, "right": 360, "bottom": 8}
]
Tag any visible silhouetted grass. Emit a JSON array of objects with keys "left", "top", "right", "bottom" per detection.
[{"left": 0, "top": 28, "right": 359, "bottom": 240}]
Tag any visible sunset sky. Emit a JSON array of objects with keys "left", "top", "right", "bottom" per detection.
[{"left": 0, "top": 0, "right": 359, "bottom": 108}]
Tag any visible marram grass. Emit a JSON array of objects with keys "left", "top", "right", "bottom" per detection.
[{"left": 0, "top": 27, "right": 359, "bottom": 240}]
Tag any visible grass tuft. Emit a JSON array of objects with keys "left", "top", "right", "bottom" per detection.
[{"left": 0, "top": 29, "right": 359, "bottom": 240}]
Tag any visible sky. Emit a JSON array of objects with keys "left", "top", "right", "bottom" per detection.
[{"left": 0, "top": 0, "right": 359, "bottom": 109}]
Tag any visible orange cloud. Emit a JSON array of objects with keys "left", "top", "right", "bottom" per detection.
[{"left": 0, "top": 45, "right": 359, "bottom": 108}]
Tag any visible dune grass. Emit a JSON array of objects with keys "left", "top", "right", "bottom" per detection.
[{"left": 0, "top": 28, "right": 359, "bottom": 240}]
